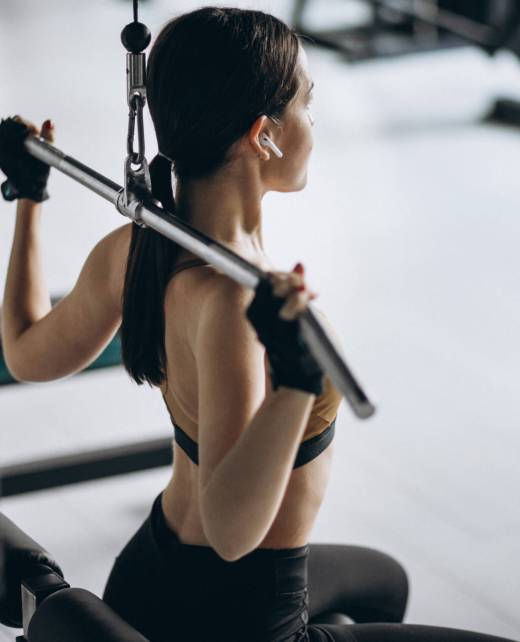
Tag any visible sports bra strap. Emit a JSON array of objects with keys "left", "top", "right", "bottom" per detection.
[{"left": 170, "top": 258, "right": 210, "bottom": 277}]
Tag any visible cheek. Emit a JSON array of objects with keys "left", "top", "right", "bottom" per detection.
[
  {"left": 282, "top": 111, "right": 313, "bottom": 157},
  {"left": 296, "top": 109, "right": 311, "bottom": 132},
  {"left": 302, "top": 116, "right": 314, "bottom": 150}
]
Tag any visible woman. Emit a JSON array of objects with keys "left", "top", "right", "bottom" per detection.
[{"left": 1, "top": 6, "right": 516, "bottom": 642}]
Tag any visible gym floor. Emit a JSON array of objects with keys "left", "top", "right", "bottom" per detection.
[{"left": 1, "top": 0, "right": 519, "bottom": 640}]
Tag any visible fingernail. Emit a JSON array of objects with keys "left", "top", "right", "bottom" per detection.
[
  {"left": 294, "top": 262, "right": 304, "bottom": 273},
  {"left": 44, "top": 119, "right": 53, "bottom": 128},
  {"left": 296, "top": 284, "right": 306, "bottom": 292}
]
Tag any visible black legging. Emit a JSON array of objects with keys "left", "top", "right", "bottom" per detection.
[{"left": 102, "top": 492, "right": 518, "bottom": 642}]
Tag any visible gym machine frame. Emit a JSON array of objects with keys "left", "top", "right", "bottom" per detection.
[
  {"left": 292, "top": 0, "right": 499, "bottom": 63},
  {"left": 0, "top": 512, "right": 151, "bottom": 641}
]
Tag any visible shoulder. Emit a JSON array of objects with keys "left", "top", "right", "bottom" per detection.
[
  {"left": 198, "top": 271, "right": 255, "bottom": 330},
  {"left": 105, "top": 222, "right": 132, "bottom": 265},
  {"left": 87, "top": 222, "right": 132, "bottom": 278},
  {"left": 93, "top": 222, "right": 132, "bottom": 308},
  {"left": 165, "top": 263, "right": 253, "bottom": 347}
]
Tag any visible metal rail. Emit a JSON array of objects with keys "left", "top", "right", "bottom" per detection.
[
  {"left": 24, "top": 134, "right": 376, "bottom": 420},
  {"left": 379, "top": 0, "right": 497, "bottom": 47}
]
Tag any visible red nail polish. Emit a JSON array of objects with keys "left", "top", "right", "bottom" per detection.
[
  {"left": 296, "top": 284, "right": 306, "bottom": 292},
  {"left": 294, "top": 262, "right": 304, "bottom": 274}
]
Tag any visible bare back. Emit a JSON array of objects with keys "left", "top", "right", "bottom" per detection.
[{"left": 159, "top": 251, "right": 335, "bottom": 549}]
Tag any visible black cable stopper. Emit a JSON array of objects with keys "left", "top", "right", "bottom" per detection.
[{"left": 121, "top": 21, "right": 151, "bottom": 53}]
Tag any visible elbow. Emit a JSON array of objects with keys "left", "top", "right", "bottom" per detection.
[
  {"left": 200, "top": 496, "right": 251, "bottom": 562},
  {"left": 214, "top": 541, "right": 242, "bottom": 563},
  {"left": 200, "top": 513, "right": 239, "bottom": 562},
  {"left": 3, "top": 356, "right": 46, "bottom": 383},
  {"left": 2, "top": 339, "right": 32, "bottom": 382},
  {"left": 214, "top": 527, "right": 256, "bottom": 562},
  {"left": 2, "top": 352, "right": 27, "bottom": 383},
  {"left": 208, "top": 533, "right": 249, "bottom": 563},
  {"left": 2, "top": 347, "right": 64, "bottom": 383}
]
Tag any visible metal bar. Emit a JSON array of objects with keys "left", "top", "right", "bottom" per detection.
[
  {"left": 378, "top": 0, "right": 496, "bottom": 46},
  {"left": 0, "top": 437, "right": 173, "bottom": 497},
  {"left": 24, "top": 134, "right": 376, "bottom": 420}
]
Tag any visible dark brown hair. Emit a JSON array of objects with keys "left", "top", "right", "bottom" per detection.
[{"left": 121, "top": 6, "right": 302, "bottom": 387}]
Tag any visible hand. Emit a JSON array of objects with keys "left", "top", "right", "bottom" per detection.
[
  {"left": 11, "top": 115, "right": 55, "bottom": 143},
  {"left": 267, "top": 263, "right": 318, "bottom": 321},
  {"left": 246, "top": 262, "right": 324, "bottom": 396},
  {"left": 0, "top": 115, "right": 55, "bottom": 202}
]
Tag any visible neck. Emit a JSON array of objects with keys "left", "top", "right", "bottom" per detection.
[{"left": 174, "top": 165, "right": 267, "bottom": 260}]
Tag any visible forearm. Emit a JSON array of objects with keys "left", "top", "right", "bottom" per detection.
[
  {"left": 201, "top": 386, "right": 315, "bottom": 561},
  {"left": 1, "top": 199, "right": 51, "bottom": 355}
]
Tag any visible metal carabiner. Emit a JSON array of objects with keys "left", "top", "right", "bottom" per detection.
[
  {"left": 123, "top": 94, "right": 151, "bottom": 227},
  {"left": 127, "top": 93, "right": 145, "bottom": 166}
]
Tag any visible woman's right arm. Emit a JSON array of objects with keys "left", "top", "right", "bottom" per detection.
[{"left": 192, "top": 275, "right": 316, "bottom": 562}]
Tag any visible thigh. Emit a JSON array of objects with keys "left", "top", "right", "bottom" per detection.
[
  {"left": 309, "top": 623, "right": 520, "bottom": 642},
  {"left": 307, "top": 544, "right": 409, "bottom": 624}
]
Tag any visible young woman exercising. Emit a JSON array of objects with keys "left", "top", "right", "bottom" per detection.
[{"left": 1, "top": 6, "right": 517, "bottom": 642}]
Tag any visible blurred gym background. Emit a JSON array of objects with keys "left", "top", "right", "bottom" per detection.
[{"left": 1, "top": 1, "right": 519, "bottom": 640}]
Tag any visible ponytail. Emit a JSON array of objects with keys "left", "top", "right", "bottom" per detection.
[
  {"left": 121, "top": 6, "right": 301, "bottom": 387},
  {"left": 120, "top": 153, "right": 183, "bottom": 386}
]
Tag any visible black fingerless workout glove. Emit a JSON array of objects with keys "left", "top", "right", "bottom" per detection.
[
  {"left": 0, "top": 116, "right": 50, "bottom": 202},
  {"left": 246, "top": 276, "right": 324, "bottom": 396}
]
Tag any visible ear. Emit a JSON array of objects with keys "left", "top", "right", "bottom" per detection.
[{"left": 247, "top": 114, "right": 270, "bottom": 160}]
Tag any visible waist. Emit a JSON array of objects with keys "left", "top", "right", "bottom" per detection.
[
  {"left": 151, "top": 491, "right": 309, "bottom": 595},
  {"left": 145, "top": 491, "right": 310, "bottom": 641}
]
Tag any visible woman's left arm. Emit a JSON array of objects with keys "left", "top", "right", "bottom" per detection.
[{"left": 1, "top": 196, "right": 131, "bottom": 382}]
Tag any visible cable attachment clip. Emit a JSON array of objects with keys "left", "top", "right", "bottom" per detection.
[
  {"left": 124, "top": 87, "right": 151, "bottom": 227},
  {"left": 120, "top": 18, "right": 152, "bottom": 226}
]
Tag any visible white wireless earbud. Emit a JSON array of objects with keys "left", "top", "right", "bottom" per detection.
[{"left": 259, "top": 133, "right": 283, "bottom": 158}]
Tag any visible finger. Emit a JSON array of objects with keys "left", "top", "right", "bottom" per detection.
[
  {"left": 41, "top": 119, "right": 54, "bottom": 142},
  {"left": 13, "top": 115, "right": 38, "bottom": 134},
  {"left": 268, "top": 266, "right": 304, "bottom": 283},
  {"left": 271, "top": 272, "right": 305, "bottom": 296},
  {"left": 279, "top": 289, "right": 313, "bottom": 320}
]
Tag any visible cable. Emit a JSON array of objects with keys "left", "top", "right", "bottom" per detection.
[{"left": 133, "top": 0, "right": 138, "bottom": 23}]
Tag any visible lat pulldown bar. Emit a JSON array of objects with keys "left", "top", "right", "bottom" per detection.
[
  {"left": 17, "top": 2, "right": 376, "bottom": 421},
  {"left": 22, "top": 133, "right": 375, "bottom": 420}
]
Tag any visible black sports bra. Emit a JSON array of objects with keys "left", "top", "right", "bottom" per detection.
[
  {"left": 161, "top": 257, "right": 340, "bottom": 469},
  {"left": 170, "top": 415, "right": 336, "bottom": 470}
]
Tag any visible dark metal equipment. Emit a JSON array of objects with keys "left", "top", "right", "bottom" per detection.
[
  {"left": 0, "top": 437, "right": 172, "bottom": 498},
  {"left": 292, "top": 0, "right": 520, "bottom": 125},
  {"left": 291, "top": 0, "right": 516, "bottom": 62},
  {"left": 0, "top": 512, "right": 151, "bottom": 640}
]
